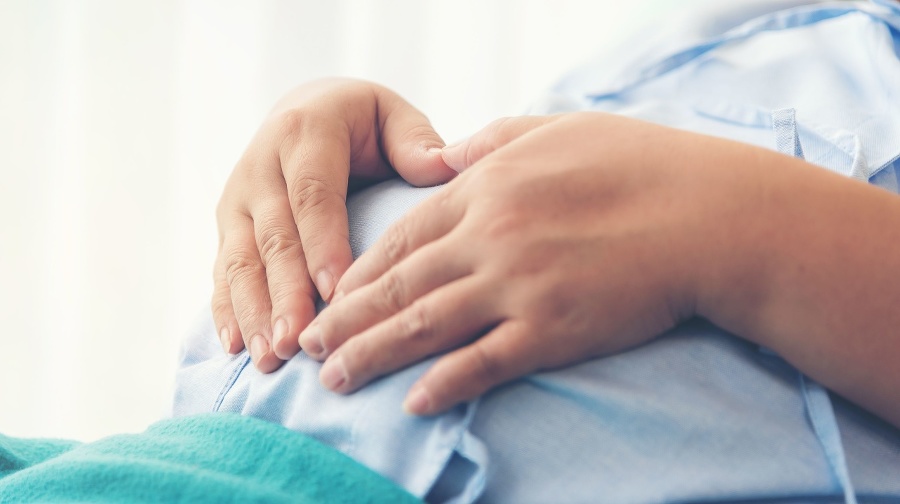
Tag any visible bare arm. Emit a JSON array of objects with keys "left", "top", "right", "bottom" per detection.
[
  {"left": 705, "top": 146, "right": 900, "bottom": 427},
  {"left": 300, "top": 112, "right": 900, "bottom": 428}
]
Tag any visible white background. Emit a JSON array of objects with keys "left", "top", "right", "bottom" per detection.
[{"left": 0, "top": 0, "right": 710, "bottom": 441}]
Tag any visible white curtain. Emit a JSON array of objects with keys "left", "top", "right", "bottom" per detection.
[{"left": 0, "top": 0, "right": 708, "bottom": 441}]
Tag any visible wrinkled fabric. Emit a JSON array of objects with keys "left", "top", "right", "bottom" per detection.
[
  {"left": 174, "top": 1, "right": 900, "bottom": 502},
  {"left": 0, "top": 414, "right": 421, "bottom": 503}
]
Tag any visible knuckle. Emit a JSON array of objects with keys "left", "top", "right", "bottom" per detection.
[
  {"left": 256, "top": 220, "right": 302, "bottom": 266},
  {"left": 270, "top": 107, "right": 332, "bottom": 159},
  {"left": 272, "top": 107, "right": 309, "bottom": 140},
  {"left": 431, "top": 187, "right": 453, "bottom": 210},
  {"left": 472, "top": 200, "right": 526, "bottom": 244},
  {"left": 483, "top": 210, "right": 523, "bottom": 240},
  {"left": 290, "top": 175, "right": 336, "bottom": 217},
  {"left": 224, "top": 249, "right": 264, "bottom": 287},
  {"left": 471, "top": 342, "right": 505, "bottom": 384},
  {"left": 400, "top": 302, "right": 433, "bottom": 344},
  {"left": 379, "top": 271, "right": 408, "bottom": 313},
  {"left": 380, "top": 226, "right": 410, "bottom": 265}
]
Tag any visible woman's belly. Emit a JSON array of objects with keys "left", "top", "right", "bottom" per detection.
[{"left": 173, "top": 178, "right": 900, "bottom": 503}]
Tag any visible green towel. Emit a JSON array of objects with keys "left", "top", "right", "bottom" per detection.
[{"left": 0, "top": 413, "right": 422, "bottom": 503}]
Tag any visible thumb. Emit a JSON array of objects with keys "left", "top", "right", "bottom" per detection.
[
  {"left": 441, "top": 115, "right": 561, "bottom": 172},
  {"left": 376, "top": 88, "right": 456, "bottom": 187}
]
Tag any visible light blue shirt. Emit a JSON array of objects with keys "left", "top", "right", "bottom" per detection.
[{"left": 173, "top": 1, "right": 900, "bottom": 502}]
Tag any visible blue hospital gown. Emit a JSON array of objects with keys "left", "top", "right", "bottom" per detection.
[{"left": 173, "top": 1, "right": 900, "bottom": 502}]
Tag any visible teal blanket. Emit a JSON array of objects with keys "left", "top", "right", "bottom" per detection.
[{"left": 0, "top": 413, "right": 421, "bottom": 503}]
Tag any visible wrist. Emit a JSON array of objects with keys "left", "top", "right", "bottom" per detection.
[{"left": 689, "top": 142, "right": 797, "bottom": 346}]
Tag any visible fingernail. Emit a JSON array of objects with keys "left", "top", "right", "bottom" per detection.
[
  {"left": 316, "top": 270, "right": 335, "bottom": 301},
  {"left": 426, "top": 147, "right": 443, "bottom": 155},
  {"left": 249, "top": 335, "right": 269, "bottom": 364},
  {"left": 440, "top": 142, "right": 466, "bottom": 173},
  {"left": 320, "top": 355, "right": 347, "bottom": 391},
  {"left": 272, "top": 318, "right": 288, "bottom": 350},
  {"left": 299, "top": 325, "right": 324, "bottom": 358},
  {"left": 403, "top": 383, "right": 431, "bottom": 415},
  {"left": 219, "top": 327, "right": 231, "bottom": 353}
]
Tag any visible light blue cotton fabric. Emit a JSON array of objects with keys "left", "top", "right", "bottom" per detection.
[
  {"left": 771, "top": 107, "right": 857, "bottom": 504},
  {"left": 173, "top": 1, "right": 900, "bottom": 502}
]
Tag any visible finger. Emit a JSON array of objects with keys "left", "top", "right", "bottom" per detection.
[
  {"left": 251, "top": 197, "right": 318, "bottom": 360},
  {"left": 221, "top": 212, "right": 283, "bottom": 373},
  {"left": 280, "top": 87, "right": 454, "bottom": 303},
  {"left": 441, "top": 115, "right": 562, "bottom": 172},
  {"left": 299, "top": 237, "right": 472, "bottom": 360},
  {"left": 278, "top": 117, "right": 354, "bottom": 303},
  {"left": 211, "top": 249, "right": 242, "bottom": 354},
  {"left": 317, "top": 276, "right": 499, "bottom": 394},
  {"left": 332, "top": 186, "right": 465, "bottom": 300},
  {"left": 374, "top": 87, "right": 457, "bottom": 186},
  {"left": 402, "top": 320, "right": 540, "bottom": 415}
]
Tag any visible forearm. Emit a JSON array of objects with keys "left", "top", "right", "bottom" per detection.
[{"left": 701, "top": 149, "right": 900, "bottom": 428}]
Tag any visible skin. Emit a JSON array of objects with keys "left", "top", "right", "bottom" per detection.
[
  {"left": 217, "top": 83, "right": 900, "bottom": 429},
  {"left": 213, "top": 78, "right": 456, "bottom": 372},
  {"left": 301, "top": 113, "right": 900, "bottom": 429}
]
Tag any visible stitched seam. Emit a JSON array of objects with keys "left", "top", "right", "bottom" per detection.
[{"left": 212, "top": 354, "right": 251, "bottom": 412}]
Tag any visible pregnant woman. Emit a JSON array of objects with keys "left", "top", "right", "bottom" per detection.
[{"left": 180, "top": 1, "right": 900, "bottom": 502}]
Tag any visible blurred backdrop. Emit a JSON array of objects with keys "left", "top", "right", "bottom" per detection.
[{"left": 0, "top": 0, "right": 710, "bottom": 441}]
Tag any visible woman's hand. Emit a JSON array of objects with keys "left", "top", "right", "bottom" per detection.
[
  {"left": 300, "top": 111, "right": 900, "bottom": 429},
  {"left": 298, "top": 112, "right": 772, "bottom": 414},
  {"left": 214, "top": 78, "right": 457, "bottom": 372}
]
